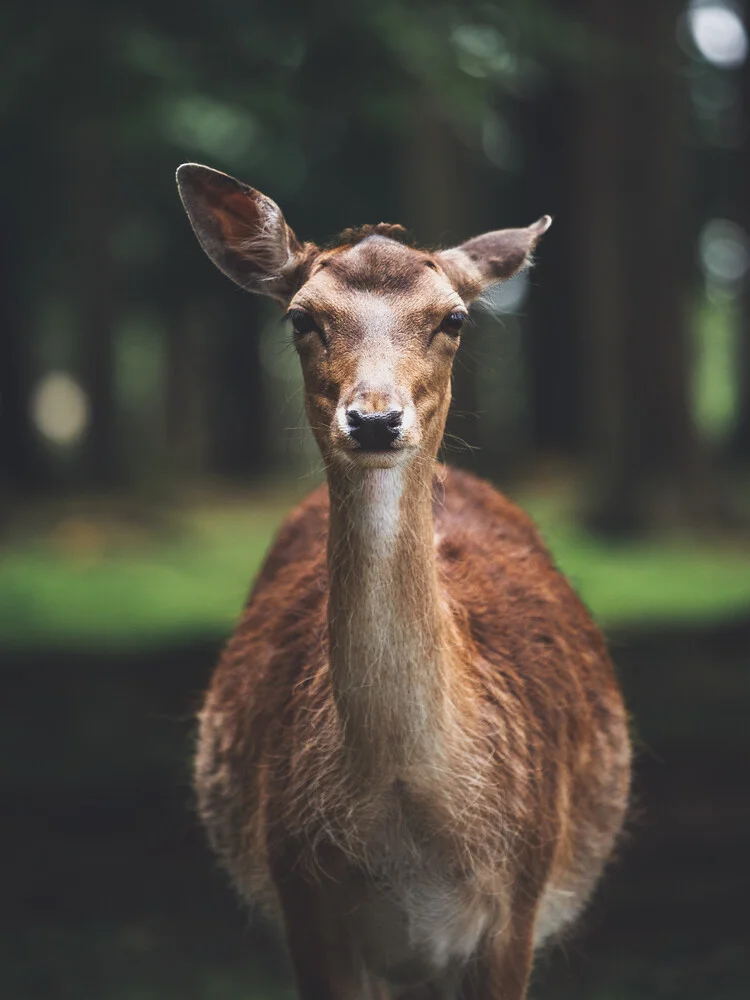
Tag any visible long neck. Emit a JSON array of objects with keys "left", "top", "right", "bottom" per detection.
[{"left": 327, "top": 459, "right": 456, "bottom": 775}]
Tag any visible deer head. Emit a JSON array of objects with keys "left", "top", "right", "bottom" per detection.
[{"left": 177, "top": 164, "right": 550, "bottom": 470}]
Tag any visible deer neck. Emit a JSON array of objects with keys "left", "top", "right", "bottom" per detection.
[{"left": 327, "top": 459, "right": 455, "bottom": 776}]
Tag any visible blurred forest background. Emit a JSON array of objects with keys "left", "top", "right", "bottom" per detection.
[{"left": 1, "top": 0, "right": 749, "bottom": 998}]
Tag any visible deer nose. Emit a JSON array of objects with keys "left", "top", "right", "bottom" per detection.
[{"left": 346, "top": 408, "right": 403, "bottom": 451}]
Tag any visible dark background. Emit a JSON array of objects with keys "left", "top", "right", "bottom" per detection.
[{"left": 1, "top": 1, "right": 749, "bottom": 997}]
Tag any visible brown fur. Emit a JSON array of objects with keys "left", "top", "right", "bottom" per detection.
[{"left": 177, "top": 164, "right": 631, "bottom": 1000}]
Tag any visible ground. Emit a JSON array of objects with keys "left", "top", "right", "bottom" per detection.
[{"left": 2, "top": 485, "right": 749, "bottom": 998}]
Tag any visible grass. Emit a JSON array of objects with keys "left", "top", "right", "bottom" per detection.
[
  {"left": 521, "top": 489, "right": 750, "bottom": 627},
  {"left": 1, "top": 483, "right": 750, "bottom": 652},
  {"left": 0, "top": 494, "right": 285, "bottom": 651}
]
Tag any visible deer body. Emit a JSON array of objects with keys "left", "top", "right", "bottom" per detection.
[{"left": 179, "top": 164, "right": 631, "bottom": 1000}]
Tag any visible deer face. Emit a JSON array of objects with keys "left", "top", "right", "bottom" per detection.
[
  {"left": 177, "top": 164, "right": 550, "bottom": 470},
  {"left": 286, "top": 236, "right": 469, "bottom": 468}
]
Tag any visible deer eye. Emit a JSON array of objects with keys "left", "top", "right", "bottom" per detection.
[
  {"left": 439, "top": 310, "right": 467, "bottom": 337},
  {"left": 287, "top": 309, "right": 325, "bottom": 344}
]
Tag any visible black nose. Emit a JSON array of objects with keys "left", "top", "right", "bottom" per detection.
[{"left": 346, "top": 408, "right": 403, "bottom": 451}]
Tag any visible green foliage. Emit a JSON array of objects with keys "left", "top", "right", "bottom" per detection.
[{"left": 693, "top": 294, "right": 741, "bottom": 443}]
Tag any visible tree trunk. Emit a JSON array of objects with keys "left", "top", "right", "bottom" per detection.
[
  {"left": 208, "top": 291, "right": 268, "bottom": 481},
  {"left": 0, "top": 161, "right": 36, "bottom": 507},
  {"left": 576, "top": 0, "right": 720, "bottom": 533},
  {"left": 163, "top": 301, "right": 210, "bottom": 482},
  {"left": 71, "top": 123, "right": 121, "bottom": 489},
  {"left": 522, "top": 80, "right": 582, "bottom": 456}
]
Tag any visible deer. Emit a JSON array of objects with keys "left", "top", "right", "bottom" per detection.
[{"left": 176, "top": 163, "right": 632, "bottom": 1000}]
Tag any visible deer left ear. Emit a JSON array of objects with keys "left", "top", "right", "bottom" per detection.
[
  {"left": 438, "top": 215, "right": 552, "bottom": 301},
  {"left": 176, "top": 163, "right": 315, "bottom": 304}
]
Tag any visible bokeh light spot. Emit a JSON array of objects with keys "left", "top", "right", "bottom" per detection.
[
  {"left": 476, "top": 269, "right": 530, "bottom": 315},
  {"left": 698, "top": 218, "right": 750, "bottom": 292},
  {"left": 688, "top": 2, "right": 748, "bottom": 68},
  {"left": 31, "top": 372, "right": 90, "bottom": 446},
  {"left": 166, "top": 96, "right": 260, "bottom": 165}
]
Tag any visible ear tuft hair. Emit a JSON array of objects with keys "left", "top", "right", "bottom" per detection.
[{"left": 334, "top": 223, "right": 413, "bottom": 247}]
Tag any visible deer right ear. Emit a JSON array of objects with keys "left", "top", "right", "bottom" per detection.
[
  {"left": 176, "top": 164, "right": 314, "bottom": 304},
  {"left": 438, "top": 216, "right": 552, "bottom": 301}
]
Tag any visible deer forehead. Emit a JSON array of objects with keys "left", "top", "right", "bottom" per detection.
[{"left": 291, "top": 237, "right": 465, "bottom": 329}]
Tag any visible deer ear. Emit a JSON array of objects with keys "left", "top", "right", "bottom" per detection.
[
  {"left": 438, "top": 216, "right": 552, "bottom": 301},
  {"left": 176, "top": 163, "right": 314, "bottom": 304}
]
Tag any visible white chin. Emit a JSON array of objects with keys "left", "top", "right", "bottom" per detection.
[{"left": 340, "top": 449, "right": 407, "bottom": 470}]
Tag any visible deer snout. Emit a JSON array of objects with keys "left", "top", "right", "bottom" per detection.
[{"left": 346, "top": 408, "right": 403, "bottom": 451}]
